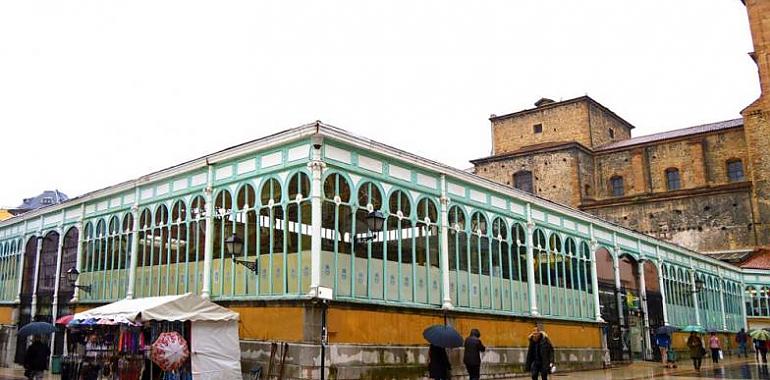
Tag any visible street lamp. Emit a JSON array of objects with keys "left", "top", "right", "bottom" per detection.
[
  {"left": 693, "top": 276, "right": 705, "bottom": 293},
  {"left": 225, "top": 233, "right": 258, "bottom": 273},
  {"left": 65, "top": 267, "right": 92, "bottom": 293},
  {"left": 355, "top": 210, "right": 386, "bottom": 243}
]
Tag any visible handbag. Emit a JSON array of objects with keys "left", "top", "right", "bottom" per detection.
[{"left": 719, "top": 350, "right": 724, "bottom": 360}]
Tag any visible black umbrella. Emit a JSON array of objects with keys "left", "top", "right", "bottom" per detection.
[
  {"left": 656, "top": 325, "right": 678, "bottom": 335},
  {"left": 423, "top": 324, "right": 463, "bottom": 348},
  {"left": 18, "top": 321, "right": 56, "bottom": 337}
]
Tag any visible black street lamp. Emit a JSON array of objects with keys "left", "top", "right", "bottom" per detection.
[
  {"left": 355, "top": 210, "right": 386, "bottom": 243},
  {"left": 226, "top": 233, "right": 258, "bottom": 273},
  {"left": 693, "top": 276, "right": 705, "bottom": 293},
  {"left": 65, "top": 267, "right": 92, "bottom": 293}
]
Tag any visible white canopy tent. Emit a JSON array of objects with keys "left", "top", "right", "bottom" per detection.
[{"left": 73, "top": 293, "right": 242, "bottom": 380}]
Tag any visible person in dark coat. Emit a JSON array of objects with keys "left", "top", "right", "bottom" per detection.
[
  {"left": 525, "top": 328, "right": 554, "bottom": 380},
  {"left": 428, "top": 344, "right": 451, "bottom": 380},
  {"left": 687, "top": 332, "right": 705, "bottom": 371},
  {"left": 23, "top": 337, "right": 50, "bottom": 380},
  {"left": 463, "top": 328, "right": 486, "bottom": 380}
]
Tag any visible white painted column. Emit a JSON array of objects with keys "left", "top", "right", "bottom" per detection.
[
  {"left": 30, "top": 229, "right": 43, "bottom": 319},
  {"left": 525, "top": 204, "right": 538, "bottom": 316},
  {"left": 655, "top": 259, "right": 669, "bottom": 325},
  {"left": 125, "top": 203, "right": 140, "bottom": 299},
  {"left": 638, "top": 260, "right": 652, "bottom": 360},
  {"left": 439, "top": 175, "right": 452, "bottom": 310},
  {"left": 201, "top": 166, "right": 215, "bottom": 299},
  {"left": 589, "top": 240, "right": 602, "bottom": 322},
  {"left": 612, "top": 248, "right": 624, "bottom": 326},
  {"left": 70, "top": 205, "right": 85, "bottom": 303},
  {"left": 718, "top": 270, "right": 727, "bottom": 331},
  {"left": 14, "top": 221, "right": 28, "bottom": 304},
  {"left": 49, "top": 225, "right": 64, "bottom": 369},
  {"left": 741, "top": 281, "right": 749, "bottom": 331},
  {"left": 308, "top": 140, "right": 326, "bottom": 296},
  {"left": 690, "top": 269, "right": 701, "bottom": 326}
]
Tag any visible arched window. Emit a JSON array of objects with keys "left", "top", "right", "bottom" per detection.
[
  {"left": 727, "top": 159, "right": 745, "bottom": 182},
  {"left": 469, "top": 211, "right": 489, "bottom": 308},
  {"left": 665, "top": 168, "right": 681, "bottom": 190},
  {"left": 385, "top": 190, "right": 412, "bottom": 302},
  {"left": 610, "top": 176, "right": 624, "bottom": 197},
  {"left": 513, "top": 171, "right": 534, "bottom": 194},
  {"left": 321, "top": 173, "right": 352, "bottom": 297},
  {"left": 286, "top": 173, "right": 311, "bottom": 295}
]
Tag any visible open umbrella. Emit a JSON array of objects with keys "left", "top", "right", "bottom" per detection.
[
  {"left": 681, "top": 325, "right": 705, "bottom": 333},
  {"left": 422, "top": 324, "right": 463, "bottom": 348},
  {"left": 55, "top": 314, "right": 74, "bottom": 326},
  {"left": 750, "top": 329, "right": 770, "bottom": 341},
  {"left": 656, "top": 325, "right": 678, "bottom": 335},
  {"left": 151, "top": 332, "right": 190, "bottom": 371},
  {"left": 18, "top": 322, "right": 56, "bottom": 337}
]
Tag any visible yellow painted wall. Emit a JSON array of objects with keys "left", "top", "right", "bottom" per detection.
[
  {"left": 328, "top": 307, "right": 601, "bottom": 348},
  {"left": 232, "top": 306, "right": 305, "bottom": 342},
  {"left": 0, "top": 306, "right": 13, "bottom": 324}
]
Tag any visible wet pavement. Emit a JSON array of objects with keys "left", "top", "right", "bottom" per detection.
[{"left": 0, "top": 357, "right": 767, "bottom": 379}]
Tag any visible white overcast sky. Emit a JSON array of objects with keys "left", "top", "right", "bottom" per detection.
[{"left": 0, "top": 1, "right": 757, "bottom": 208}]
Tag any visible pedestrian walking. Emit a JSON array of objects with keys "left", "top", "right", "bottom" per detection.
[
  {"left": 686, "top": 332, "right": 705, "bottom": 371},
  {"left": 755, "top": 338, "right": 768, "bottom": 364},
  {"left": 736, "top": 328, "right": 748, "bottom": 357},
  {"left": 463, "top": 328, "right": 486, "bottom": 380},
  {"left": 428, "top": 344, "right": 451, "bottom": 380},
  {"left": 655, "top": 332, "right": 672, "bottom": 368},
  {"left": 708, "top": 332, "right": 721, "bottom": 364},
  {"left": 23, "top": 337, "right": 50, "bottom": 380},
  {"left": 525, "top": 328, "right": 554, "bottom": 380}
]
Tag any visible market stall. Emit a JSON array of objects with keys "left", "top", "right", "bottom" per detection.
[{"left": 65, "top": 293, "right": 242, "bottom": 380}]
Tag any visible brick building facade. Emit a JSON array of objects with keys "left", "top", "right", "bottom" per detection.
[{"left": 472, "top": 1, "right": 770, "bottom": 256}]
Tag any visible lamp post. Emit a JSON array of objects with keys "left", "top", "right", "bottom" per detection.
[
  {"left": 65, "top": 267, "right": 91, "bottom": 293},
  {"left": 354, "top": 210, "right": 385, "bottom": 243},
  {"left": 314, "top": 209, "right": 384, "bottom": 380},
  {"left": 225, "top": 233, "right": 258, "bottom": 273}
]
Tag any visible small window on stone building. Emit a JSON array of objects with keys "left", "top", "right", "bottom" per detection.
[
  {"left": 608, "top": 128, "right": 615, "bottom": 139},
  {"left": 665, "top": 168, "right": 681, "bottom": 190},
  {"left": 533, "top": 124, "right": 543, "bottom": 134},
  {"left": 727, "top": 159, "right": 744, "bottom": 182},
  {"left": 610, "top": 176, "right": 624, "bottom": 197},
  {"left": 513, "top": 170, "right": 534, "bottom": 194}
]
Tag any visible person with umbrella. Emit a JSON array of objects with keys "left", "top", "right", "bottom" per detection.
[
  {"left": 654, "top": 326, "right": 673, "bottom": 368},
  {"left": 525, "top": 327, "right": 554, "bottom": 380},
  {"left": 687, "top": 331, "right": 705, "bottom": 371},
  {"left": 23, "top": 336, "right": 50, "bottom": 380},
  {"left": 463, "top": 328, "right": 485, "bottom": 380},
  {"left": 428, "top": 344, "right": 451, "bottom": 380},
  {"left": 750, "top": 328, "right": 770, "bottom": 364},
  {"left": 423, "top": 323, "right": 462, "bottom": 380}
]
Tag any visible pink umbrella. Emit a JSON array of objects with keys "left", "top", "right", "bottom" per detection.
[
  {"left": 55, "top": 314, "right": 74, "bottom": 326},
  {"left": 150, "top": 332, "right": 190, "bottom": 372}
]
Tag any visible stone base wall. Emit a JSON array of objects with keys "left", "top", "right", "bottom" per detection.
[{"left": 240, "top": 340, "right": 605, "bottom": 380}]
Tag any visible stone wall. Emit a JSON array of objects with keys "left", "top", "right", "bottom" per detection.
[
  {"left": 583, "top": 186, "right": 755, "bottom": 252},
  {"left": 588, "top": 102, "right": 632, "bottom": 148},
  {"left": 491, "top": 100, "right": 590, "bottom": 155},
  {"left": 473, "top": 148, "right": 584, "bottom": 207},
  {"left": 240, "top": 340, "right": 604, "bottom": 380}
]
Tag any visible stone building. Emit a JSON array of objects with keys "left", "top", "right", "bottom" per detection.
[{"left": 472, "top": 1, "right": 770, "bottom": 257}]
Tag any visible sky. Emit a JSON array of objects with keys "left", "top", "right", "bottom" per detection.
[{"left": 0, "top": 1, "right": 757, "bottom": 208}]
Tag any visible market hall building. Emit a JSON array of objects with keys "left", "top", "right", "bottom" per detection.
[{"left": 0, "top": 121, "right": 753, "bottom": 378}]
